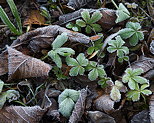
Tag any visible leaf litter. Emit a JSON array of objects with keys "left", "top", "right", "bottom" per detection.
[{"left": 0, "top": 0, "right": 153, "bottom": 123}]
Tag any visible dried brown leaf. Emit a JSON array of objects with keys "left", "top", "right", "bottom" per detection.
[
  {"left": 7, "top": 46, "right": 52, "bottom": 80},
  {"left": 87, "top": 111, "right": 116, "bottom": 123},
  {"left": 69, "top": 88, "right": 88, "bottom": 123},
  {"left": 0, "top": 105, "right": 47, "bottom": 123},
  {"left": 0, "top": 52, "right": 8, "bottom": 76},
  {"left": 11, "top": 25, "right": 90, "bottom": 53}
]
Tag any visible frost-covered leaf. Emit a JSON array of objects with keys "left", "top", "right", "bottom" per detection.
[
  {"left": 88, "top": 68, "right": 98, "bottom": 81},
  {"left": 77, "top": 53, "right": 88, "bottom": 66},
  {"left": 81, "top": 10, "right": 90, "bottom": 23},
  {"left": 52, "top": 32, "right": 68, "bottom": 49},
  {"left": 58, "top": 89, "right": 80, "bottom": 118},
  {"left": 86, "top": 25, "right": 92, "bottom": 33},
  {"left": 110, "top": 86, "right": 121, "bottom": 102},
  {"left": 118, "top": 28, "right": 135, "bottom": 39},
  {"left": 76, "top": 19, "right": 86, "bottom": 27},
  {"left": 91, "top": 24, "right": 102, "bottom": 32},
  {"left": 55, "top": 47, "right": 75, "bottom": 56},
  {"left": 0, "top": 80, "right": 4, "bottom": 93},
  {"left": 90, "top": 11, "right": 102, "bottom": 24},
  {"left": 115, "top": 3, "right": 130, "bottom": 23}
]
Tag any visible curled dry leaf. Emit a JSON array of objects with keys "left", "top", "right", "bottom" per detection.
[
  {"left": 87, "top": 111, "right": 116, "bottom": 123},
  {"left": 11, "top": 25, "right": 90, "bottom": 53},
  {"left": 7, "top": 46, "right": 52, "bottom": 80},
  {"left": 67, "top": 0, "right": 96, "bottom": 9},
  {"left": 69, "top": 88, "right": 88, "bottom": 123},
  {"left": 0, "top": 105, "right": 48, "bottom": 123},
  {"left": 131, "top": 56, "right": 154, "bottom": 74},
  {"left": 94, "top": 95, "right": 115, "bottom": 114},
  {"left": 130, "top": 110, "right": 150, "bottom": 123},
  {"left": 149, "top": 94, "right": 154, "bottom": 123},
  {"left": 59, "top": 8, "right": 116, "bottom": 30},
  {"left": 0, "top": 52, "right": 8, "bottom": 76}
]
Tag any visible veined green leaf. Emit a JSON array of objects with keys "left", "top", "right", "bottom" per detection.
[
  {"left": 88, "top": 68, "right": 98, "bottom": 81},
  {"left": 55, "top": 47, "right": 75, "bottom": 56},
  {"left": 91, "top": 24, "right": 102, "bottom": 32},
  {"left": 76, "top": 19, "right": 86, "bottom": 27},
  {"left": 86, "top": 25, "right": 92, "bottom": 34},
  {"left": 81, "top": 10, "right": 90, "bottom": 23},
  {"left": 77, "top": 53, "right": 88, "bottom": 66},
  {"left": 90, "top": 11, "right": 102, "bottom": 24},
  {"left": 110, "top": 86, "right": 121, "bottom": 102}
]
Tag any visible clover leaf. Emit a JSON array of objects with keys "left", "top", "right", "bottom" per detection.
[
  {"left": 0, "top": 80, "right": 4, "bottom": 93},
  {"left": 107, "top": 36, "right": 129, "bottom": 58},
  {"left": 66, "top": 22, "right": 81, "bottom": 32},
  {"left": 122, "top": 68, "right": 149, "bottom": 90},
  {"left": 86, "top": 61, "right": 106, "bottom": 81},
  {"left": 115, "top": 3, "right": 130, "bottom": 23},
  {"left": 98, "top": 77, "right": 111, "bottom": 88},
  {"left": 118, "top": 55, "right": 129, "bottom": 63},
  {"left": 126, "top": 84, "right": 152, "bottom": 101},
  {"left": 66, "top": 53, "right": 88, "bottom": 76},
  {"left": 118, "top": 22, "right": 144, "bottom": 46},
  {"left": 76, "top": 10, "right": 102, "bottom": 34},
  {"left": 48, "top": 33, "right": 75, "bottom": 68},
  {"left": 58, "top": 89, "right": 80, "bottom": 117}
]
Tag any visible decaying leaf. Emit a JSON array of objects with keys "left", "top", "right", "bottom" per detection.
[
  {"left": 0, "top": 105, "right": 48, "bottom": 123},
  {"left": 7, "top": 46, "right": 52, "bottom": 80},
  {"left": 0, "top": 52, "right": 8, "bottom": 76},
  {"left": 150, "top": 40, "right": 154, "bottom": 55},
  {"left": 130, "top": 56, "right": 154, "bottom": 74},
  {"left": 87, "top": 111, "right": 116, "bottom": 123},
  {"left": 69, "top": 88, "right": 88, "bottom": 123},
  {"left": 59, "top": 8, "right": 117, "bottom": 30},
  {"left": 11, "top": 25, "right": 90, "bottom": 53},
  {"left": 23, "top": 10, "right": 45, "bottom": 26},
  {"left": 94, "top": 95, "right": 115, "bottom": 113},
  {"left": 149, "top": 94, "right": 154, "bottom": 123},
  {"left": 67, "top": 0, "right": 96, "bottom": 9},
  {"left": 130, "top": 110, "right": 150, "bottom": 123}
]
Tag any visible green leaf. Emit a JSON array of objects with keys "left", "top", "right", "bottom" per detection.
[
  {"left": 129, "top": 33, "right": 139, "bottom": 46},
  {"left": 66, "top": 22, "right": 74, "bottom": 29},
  {"left": 78, "top": 66, "right": 85, "bottom": 75},
  {"left": 88, "top": 68, "right": 98, "bottom": 81},
  {"left": 115, "top": 3, "right": 130, "bottom": 23},
  {"left": 76, "top": 19, "right": 86, "bottom": 27},
  {"left": 81, "top": 10, "right": 90, "bottom": 23},
  {"left": 128, "top": 79, "right": 136, "bottom": 90},
  {"left": 118, "top": 28, "right": 135, "bottom": 39},
  {"left": 107, "top": 46, "right": 117, "bottom": 53},
  {"left": 7, "top": 0, "right": 22, "bottom": 34},
  {"left": 132, "top": 91, "right": 140, "bottom": 101},
  {"left": 115, "top": 80, "right": 124, "bottom": 90},
  {"left": 0, "top": 6, "right": 20, "bottom": 35},
  {"left": 87, "top": 47, "right": 95, "bottom": 55},
  {"left": 0, "top": 92, "right": 7, "bottom": 109},
  {"left": 0, "top": 80, "right": 4, "bottom": 93},
  {"left": 133, "top": 76, "right": 148, "bottom": 84},
  {"left": 59, "top": 98, "right": 75, "bottom": 117},
  {"left": 76, "top": 53, "right": 88, "bottom": 66},
  {"left": 140, "top": 84, "right": 149, "bottom": 90},
  {"left": 132, "top": 68, "right": 143, "bottom": 76},
  {"left": 90, "top": 11, "right": 102, "bottom": 24},
  {"left": 91, "top": 24, "right": 102, "bottom": 32},
  {"left": 86, "top": 25, "right": 92, "bottom": 34},
  {"left": 137, "top": 31, "right": 144, "bottom": 40},
  {"left": 66, "top": 56, "right": 78, "bottom": 66},
  {"left": 122, "top": 74, "right": 129, "bottom": 83},
  {"left": 110, "top": 86, "right": 121, "bottom": 102},
  {"left": 126, "top": 22, "right": 141, "bottom": 30},
  {"left": 48, "top": 50, "right": 62, "bottom": 68},
  {"left": 52, "top": 33, "right": 68, "bottom": 49},
  {"left": 72, "top": 26, "right": 79, "bottom": 32},
  {"left": 141, "top": 90, "right": 152, "bottom": 95},
  {"left": 55, "top": 47, "right": 75, "bottom": 56},
  {"left": 97, "top": 65, "right": 106, "bottom": 78},
  {"left": 69, "top": 66, "right": 80, "bottom": 76}
]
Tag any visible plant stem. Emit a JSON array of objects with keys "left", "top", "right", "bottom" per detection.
[{"left": 111, "top": 0, "right": 118, "bottom": 9}]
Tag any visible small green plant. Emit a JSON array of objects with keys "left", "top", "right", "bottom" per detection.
[
  {"left": 52, "top": 66, "right": 67, "bottom": 80},
  {"left": 115, "top": 3, "right": 130, "bottom": 23},
  {"left": 76, "top": 10, "right": 102, "bottom": 34},
  {"left": 86, "top": 61, "right": 106, "bottom": 81},
  {"left": 40, "top": 6, "right": 51, "bottom": 22},
  {"left": 118, "top": 22, "right": 144, "bottom": 46},
  {"left": 0, "top": 0, "right": 22, "bottom": 35},
  {"left": 58, "top": 89, "right": 80, "bottom": 117},
  {"left": 0, "top": 80, "right": 20, "bottom": 109},
  {"left": 127, "top": 84, "right": 152, "bottom": 101},
  {"left": 107, "top": 36, "right": 129, "bottom": 62},
  {"left": 122, "top": 68, "right": 149, "bottom": 90},
  {"left": 66, "top": 22, "right": 81, "bottom": 32},
  {"left": 98, "top": 77, "right": 111, "bottom": 88},
  {"left": 66, "top": 53, "right": 88, "bottom": 76},
  {"left": 48, "top": 33, "right": 75, "bottom": 68},
  {"left": 87, "top": 34, "right": 104, "bottom": 55},
  {"left": 110, "top": 80, "right": 125, "bottom": 102}
]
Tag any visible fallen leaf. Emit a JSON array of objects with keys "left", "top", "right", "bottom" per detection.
[
  {"left": 23, "top": 10, "right": 45, "bottom": 26},
  {"left": 87, "top": 111, "right": 116, "bottom": 123},
  {"left": 11, "top": 25, "right": 90, "bottom": 53},
  {"left": 0, "top": 105, "right": 48, "bottom": 123},
  {"left": 0, "top": 52, "right": 8, "bottom": 76},
  {"left": 130, "top": 110, "right": 150, "bottom": 123},
  {"left": 69, "top": 88, "right": 88, "bottom": 123},
  {"left": 7, "top": 46, "right": 52, "bottom": 80},
  {"left": 149, "top": 94, "right": 154, "bottom": 123}
]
